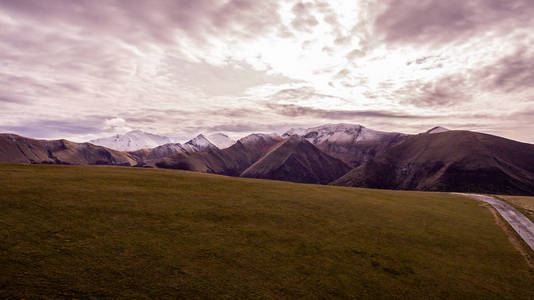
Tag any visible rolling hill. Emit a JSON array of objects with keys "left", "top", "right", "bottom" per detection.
[
  {"left": 0, "top": 164, "right": 532, "bottom": 299},
  {"left": 332, "top": 130, "right": 534, "bottom": 195}
]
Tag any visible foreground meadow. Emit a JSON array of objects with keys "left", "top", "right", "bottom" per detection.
[{"left": 0, "top": 164, "right": 532, "bottom": 299}]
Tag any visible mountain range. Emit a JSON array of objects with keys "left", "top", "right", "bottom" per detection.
[
  {"left": 0, "top": 133, "right": 137, "bottom": 166},
  {"left": 283, "top": 123, "right": 408, "bottom": 167},
  {"left": 89, "top": 130, "right": 172, "bottom": 151},
  {"left": 156, "top": 133, "right": 283, "bottom": 176},
  {"left": 1, "top": 124, "right": 533, "bottom": 195},
  {"left": 89, "top": 130, "right": 235, "bottom": 151}
]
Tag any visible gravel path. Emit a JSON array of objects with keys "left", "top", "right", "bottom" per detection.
[{"left": 457, "top": 193, "right": 534, "bottom": 252}]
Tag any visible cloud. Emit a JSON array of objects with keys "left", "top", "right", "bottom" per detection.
[
  {"left": 291, "top": 2, "right": 319, "bottom": 32},
  {"left": 269, "top": 87, "right": 340, "bottom": 101},
  {"left": 398, "top": 75, "right": 470, "bottom": 107},
  {"left": 266, "top": 103, "right": 431, "bottom": 119},
  {"left": 477, "top": 48, "right": 534, "bottom": 93},
  {"left": 205, "top": 123, "right": 260, "bottom": 133},
  {"left": 374, "top": 0, "right": 534, "bottom": 45},
  {"left": 0, "top": 0, "right": 282, "bottom": 46},
  {"left": 0, "top": 94, "right": 30, "bottom": 104},
  {"left": 103, "top": 117, "right": 131, "bottom": 133},
  {"left": 0, "top": 0, "right": 533, "bottom": 144},
  {"left": 0, "top": 117, "right": 108, "bottom": 139}
]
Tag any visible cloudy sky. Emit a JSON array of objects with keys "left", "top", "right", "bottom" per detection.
[{"left": 1, "top": 0, "right": 533, "bottom": 143}]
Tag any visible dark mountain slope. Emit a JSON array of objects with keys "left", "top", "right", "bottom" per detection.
[
  {"left": 332, "top": 131, "right": 534, "bottom": 195},
  {"left": 284, "top": 124, "right": 408, "bottom": 167},
  {"left": 130, "top": 143, "right": 187, "bottom": 163},
  {"left": 155, "top": 134, "right": 282, "bottom": 175},
  {"left": 0, "top": 134, "right": 137, "bottom": 166},
  {"left": 240, "top": 136, "right": 351, "bottom": 184}
]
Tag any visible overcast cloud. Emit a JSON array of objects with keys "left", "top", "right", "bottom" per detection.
[{"left": 0, "top": 0, "right": 533, "bottom": 142}]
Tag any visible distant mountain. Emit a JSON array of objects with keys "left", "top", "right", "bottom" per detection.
[
  {"left": 130, "top": 143, "right": 187, "bottom": 163},
  {"left": 182, "top": 134, "right": 218, "bottom": 152},
  {"left": 332, "top": 131, "right": 534, "bottom": 195},
  {"left": 241, "top": 135, "right": 350, "bottom": 184},
  {"left": 130, "top": 135, "right": 220, "bottom": 164},
  {"left": 90, "top": 130, "right": 172, "bottom": 151},
  {"left": 283, "top": 124, "right": 408, "bottom": 167},
  {"left": 207, "top": 133, "right": 236, "bottom": 149},
  {"left": 156, "top": 133, "right": 283, "bottom": 176},
  {"left": 0, "top": 134, "right": 137, "bottom": 166}
]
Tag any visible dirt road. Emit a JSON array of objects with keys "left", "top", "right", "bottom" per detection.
[{"left": 458, "top": 193, "right": 534, "bottom": 252}]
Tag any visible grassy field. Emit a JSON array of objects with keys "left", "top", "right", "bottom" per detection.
[
  {"left": 499, "top": 195, "right": 534, "bottom": 222},
  {"left": 0, "top": 164, "right": 532, "bottom": 299}
]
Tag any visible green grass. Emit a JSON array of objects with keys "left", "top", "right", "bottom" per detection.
[
  {"left": 498, "top": 195, "right": 534, "bottom": 223},
  {"left": 0, "top": 164, "right": 532, "bottom": 299}
]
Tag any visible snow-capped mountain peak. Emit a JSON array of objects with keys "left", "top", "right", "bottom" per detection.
[
  {"left": 89, "top": 130, "right": 172, "bottom": 151},
  {"left": 183, "top": 134, "right": 218, "bottom": 152},
  {"left": 282, "top": 123, "right": 389, "bottom": 145},
  {"left": 207, "top": 133, "right": 236, "bottom": 149},
  {"left": 426, "top": 126, "right": 450, "bottom": 134},
  {"left": 281, "top": 123, "right": 409, "bottom": 167},
  {"left": 282, "top": 127, "right": 308, "bottom": 137},
  {"left": 239, "top": 133, "right": 281, "bottom": 145}
]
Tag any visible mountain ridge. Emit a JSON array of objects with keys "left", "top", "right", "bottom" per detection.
[
  {"left": 331, "top": 130, "right": 534, "bottom": 195},
  {"left": 283, "top": 123, "right": 409, "bottom": 167},
  {"left": 240, "top": 135, "right": 351, "bottom": 184},
  {"left": 0, "top": 133, "right": 137, "bottom": 166}
]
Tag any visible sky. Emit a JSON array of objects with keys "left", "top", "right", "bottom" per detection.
[{"left": 0, "top": 0, "right": 533, "bottom": 143}]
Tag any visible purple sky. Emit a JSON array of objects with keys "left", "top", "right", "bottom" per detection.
[{"left": 0, "top": 0, "right": 533, "bottom": 142}]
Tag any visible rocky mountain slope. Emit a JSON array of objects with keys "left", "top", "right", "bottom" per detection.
[
  {"left": 130, "top": 143, "right": 187, "bottom": 164},
  {"left": 241, "top": 135, "right": 350, "bottom": 184},
  {"left": 0, "top": 134, "right": 137, "bottom": 166},
  {"left": 207, "top": 133, "right": 236, "bottom": 149},
  {"left": 126, "top": 134, "right": 219, "bottom": 164},
  {"left": 155, "top": 134, "right": 283, "bottom": 175},
  {"left": 283, "top": 123, "right": 408, "bottom": 167},
  {"left": 182, "top": 134, "right": 218, "bottom": 153},
  {"left": 332, "top": 130, "right": 534, "bottom": 195}
]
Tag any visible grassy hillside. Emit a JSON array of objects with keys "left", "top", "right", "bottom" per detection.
[
  {"left": 332, "top": 131, "right": 534, "bottom": 195},
  {"left": 0, "top": 164, "right": 532, "bottom": 299}
]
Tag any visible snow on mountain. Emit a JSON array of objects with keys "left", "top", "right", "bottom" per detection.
[
  {"left": 282, "top": 123, "right": 409, "bottom": 167},
  {"left": 283, "top": 127, "right": 308, "bottom": 137},
  {"left": 426, "top": 126, "right": 450, "bottom": 134},
  {"left": 130, "top": 142, "right": 187, "bottom": 162},
  {"left": 239, "top": 133, "right": 281, "bottom": 145},
  {"left": 182, "top": 134, "right": 219, "bottom": 152},
  {"left": 207, "top": 133, "right": 236, "bottom": 149},
  {"left": 89, "top": 130, "right": 172, "bottom": 151},
  {"left": 283, "top": 123, "right": 394, "bottom": 145}
]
